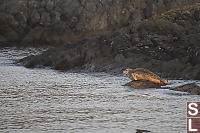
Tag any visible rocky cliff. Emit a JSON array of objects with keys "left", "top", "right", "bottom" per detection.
[{"left": 0, "top": 0, "right": 199, "bottom": 45}]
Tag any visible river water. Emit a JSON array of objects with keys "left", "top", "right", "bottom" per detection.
[{"left": 0, "top": 47, "right": 199, "bottom": 133}]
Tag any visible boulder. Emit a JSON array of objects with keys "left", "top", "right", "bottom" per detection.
[{"left": 171, "top": 83, "right": 200, "bottom": 95}]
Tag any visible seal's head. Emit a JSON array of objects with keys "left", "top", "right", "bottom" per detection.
[{"left": 123, "top": 68, "right": 133, "bottom": 75}]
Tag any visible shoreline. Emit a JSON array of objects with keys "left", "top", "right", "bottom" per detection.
[{"left": 1, "top": 2, "right": 200, "bottom": 80}]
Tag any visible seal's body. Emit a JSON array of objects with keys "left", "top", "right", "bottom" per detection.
[{"left": 123, "top": 68, "right": 168, "bottom": 84}]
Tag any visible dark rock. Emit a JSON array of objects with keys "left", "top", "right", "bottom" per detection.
[
  {"left": 123, "top": 80, "right": 161, "bottom": 89},
  {"left": 54, "top": 53, "right": 83, "bottom": 70},
  {"left": 114, "top": 54, "right": 125, "bottom": 63},
  {"left": 0, "top": 13, "right": 19, "bottom": 42},
  {"left": 171, "top": 83, "right": 200, "bottom": 95},
  {"left": 20, "top": 55, "right": 44, "bottom": 68},
  {"left": 195, "top": 71, "right": 200, "bottom": 80},
  {"left": 12, "top": 12, "right": 26, "bottom": 26},
  {"left": 136, "top": 129, "right": 151, "bottom": 133},
  {"left": 40, "top": 12, "right": 51, "bottom": 26},
  {"left": 30, "top": 10, "right": 41, "bottom": 26},
  {"left": 0, "top": 35, "right": 8, "bottom": 44},
  {"left": 50, "top": 11, "right": 61, "bottom": 24},
  {"left": 21, "top": 27, "right": 44, "bottom": 45},
  {"left": 160, "top": 58, "right": 186, "bottom": 78}
]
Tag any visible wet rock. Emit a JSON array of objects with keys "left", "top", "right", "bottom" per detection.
[
  {"left": 23, "top": 55, "right": 41, "bottom": 68},
  {"left": 171, "top": 83, "right": 200, "bottom": 95},
  {"left": 123, "top": 80, "right": 161, "bottom": 89},
  {"left": 136, "top": 129, "right": 151, "bottom": 133}
]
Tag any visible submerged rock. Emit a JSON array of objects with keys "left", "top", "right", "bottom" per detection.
[
  {"left": 171, "top": 83, "right": 200, "bottom": 95},
  {"left": 123, "top": 80, "right": 161, "bottom": 89}
]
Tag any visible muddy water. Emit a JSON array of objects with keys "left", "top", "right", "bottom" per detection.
[{"left": 0, "top": 47, "right": 199, "bottom": 133}]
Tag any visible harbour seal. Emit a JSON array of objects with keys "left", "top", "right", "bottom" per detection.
[{"left": 123, "top": 68, "right": 168, "bottom": 84}]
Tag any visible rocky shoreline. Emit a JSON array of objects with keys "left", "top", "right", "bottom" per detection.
[
  {"left": 0, "top": 1, "right": 199, "bottom": 80},
  {"left": 18, "top": 3, "right": 200, "bottom": 80}
]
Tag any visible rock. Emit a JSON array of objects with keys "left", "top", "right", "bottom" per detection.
[
  {"left": 195, "top": 71, "right": 200, "bottom": 80},
  {"left": 160, "top": 58, "right": 185, "bottom": 77},
  {"left": 30, "top": 10, "right": 41, "bottom": 26},
  {"left": 194, "top": 9, "right": 200, "bottom": 21},
  {"left": 21, "top": 27, "right": 44, "bottom": 45},
  {"left": 142, "top": 0, "right": 153, "bottom": 19},
  {"left": 54, "top": 53, "right": 83, "bottom": 70},
  {"left": 0, "top": 13, "right": 19, "bottom": 43},
  {"left": 13, "top": 12, "right": 26, "bottom": 26},
  {"left": 21, "top": 24, "right": 75, "bottom": 45},
  {"left": 171, "top": 83, "right": 200, "bottom": 95},
  {"left": 136, "top": 129, "right": 151, "bottom": 133},
  {"left": 123, "top": 80, "right": 161, "bottom": 89},
  {"left": 40, "top": 12, "right": 51, "bottom": 26},
  {"left": 50, "top": 11, "right": 61, "bottom": 24},
  {"left": 24, "top": 55, "right": 40, "bottom": 68},
  {"left": 114, "top": 54, "right": 125, "bottom": 63},
  {"left": 0, "top": 35, "right": 8, "bottom": 44},
  {"left": 123, "top": 81, "right": 200, "bottom": 95}
]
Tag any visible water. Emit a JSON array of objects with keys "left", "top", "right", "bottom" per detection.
[{"left": 0, "top": 47, "right": 199, "bottom": 133}]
